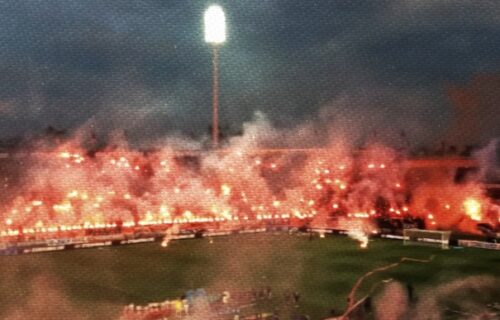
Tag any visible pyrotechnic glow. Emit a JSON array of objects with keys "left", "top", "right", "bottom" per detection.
[
  {"left": 463, "top": 198, "right": 482, "bottom": 221},
  {"left": 0, "top": 139, "right": 495, "bottom": 242},
  {"left": 347, "top": 229, "right": 369, "bottom": 248},
  {"left": 204, "top": 5, "right": 226, "bottom": 44},
  {"left": 221, "top": 184, "right": 231, "bottom": 196}
]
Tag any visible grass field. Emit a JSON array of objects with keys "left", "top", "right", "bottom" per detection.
[{"left": 0, "top": 233, "right": 499, "bottom": 319}]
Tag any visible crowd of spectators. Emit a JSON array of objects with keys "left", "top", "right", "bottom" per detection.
[{"left": 120, "top": 287, "right": 310, "bottom": 320}]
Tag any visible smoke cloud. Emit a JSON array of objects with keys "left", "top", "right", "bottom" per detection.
[
  {"left": 374, "top": 282, "right": 409, "bottom": 320},
  {"left": 371, "top": 276, "right": 500, "bottom": 320},
  {"left": 2, "top": 275, "right": 118, "bottom": 320}
]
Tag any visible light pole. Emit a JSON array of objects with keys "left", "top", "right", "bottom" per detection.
[{"left": 204, "top": 5, "right": 226, "bottom": 148}]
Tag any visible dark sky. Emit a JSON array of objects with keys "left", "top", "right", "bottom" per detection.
[{"left": 0, "top": 0, "right": 499, "bottom": 146}]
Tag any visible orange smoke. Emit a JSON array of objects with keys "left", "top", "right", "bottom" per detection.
[
  {"left": 0, "top": 137, "right": 496, "bottom": 239},
  {"left": 463, "top": 198, "right": 482, "bottom": 221}
]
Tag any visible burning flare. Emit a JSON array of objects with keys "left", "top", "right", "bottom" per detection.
[
  {"left": 463, "top": 198, "right": 482, "bottom": 221},
  {"left": 347, "top": 229, "right": 369, "bottom": 249}
]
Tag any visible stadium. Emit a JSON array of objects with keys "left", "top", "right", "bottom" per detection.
[
  {"left": 0, "top": 144, "right": 499, "bottom": 319},
  {"left": 1, "top": 1, "right": 500, "bottom": 320}
]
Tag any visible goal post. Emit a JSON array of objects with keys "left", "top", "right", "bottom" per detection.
[{"left": 403, "top": 229, "right": 452, "bottom": 249}]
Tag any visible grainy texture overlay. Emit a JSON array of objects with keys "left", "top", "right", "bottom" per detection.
[{"left": 0, "top": 1, "right": 498, "bottom": 319}]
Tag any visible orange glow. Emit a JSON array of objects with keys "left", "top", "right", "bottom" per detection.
[
  {"left": 463, "top": 198, "right": 482, "bottom": 221},
  {"left": 0, "top": 142, "right": 495, "bottom": 240},
  {"left": 221, "top": 184, "right": 231, "bottom": 196}
]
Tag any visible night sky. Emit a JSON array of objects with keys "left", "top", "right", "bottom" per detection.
[{"left": 0, "top": 0, "right": 499, "bottom": 146}]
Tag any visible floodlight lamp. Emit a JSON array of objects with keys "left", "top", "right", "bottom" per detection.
[{"left": 204, "top": 5, "right": 226, "bottom": 44}]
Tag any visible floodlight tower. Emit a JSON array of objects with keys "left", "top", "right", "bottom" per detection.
[{"left": 204, "top": 5, "right": 226, "bottom": 148}]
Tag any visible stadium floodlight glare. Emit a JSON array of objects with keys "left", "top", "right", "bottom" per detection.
[
  {"left": 204, "top": 5, "right": 226, "bottom": 44},
  {"left": 204, "top": 4, "right": 226, "bottom": 147}
]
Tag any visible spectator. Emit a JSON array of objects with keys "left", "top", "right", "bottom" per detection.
[
  {"left": 222, "top": 291, "right": 231, "bottom": 304},
  {"left": 182, "top": 297, "right": 189, "bottom": 315},
  {"left": 406, "top": 283, "right": 414, "bottom": 302},
  {"left": 173, "top": 299, "right": 183, "bottom": 316},
  {"left": 265, "top": 286, "right": 272, "bottom": 299},
  {"left": 293, "top": 291, "right": 301, "bottom": 306}
]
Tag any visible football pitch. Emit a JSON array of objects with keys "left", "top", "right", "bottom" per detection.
[{"left": 0, "top": 234, "right": 499, "bottom": 319}]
